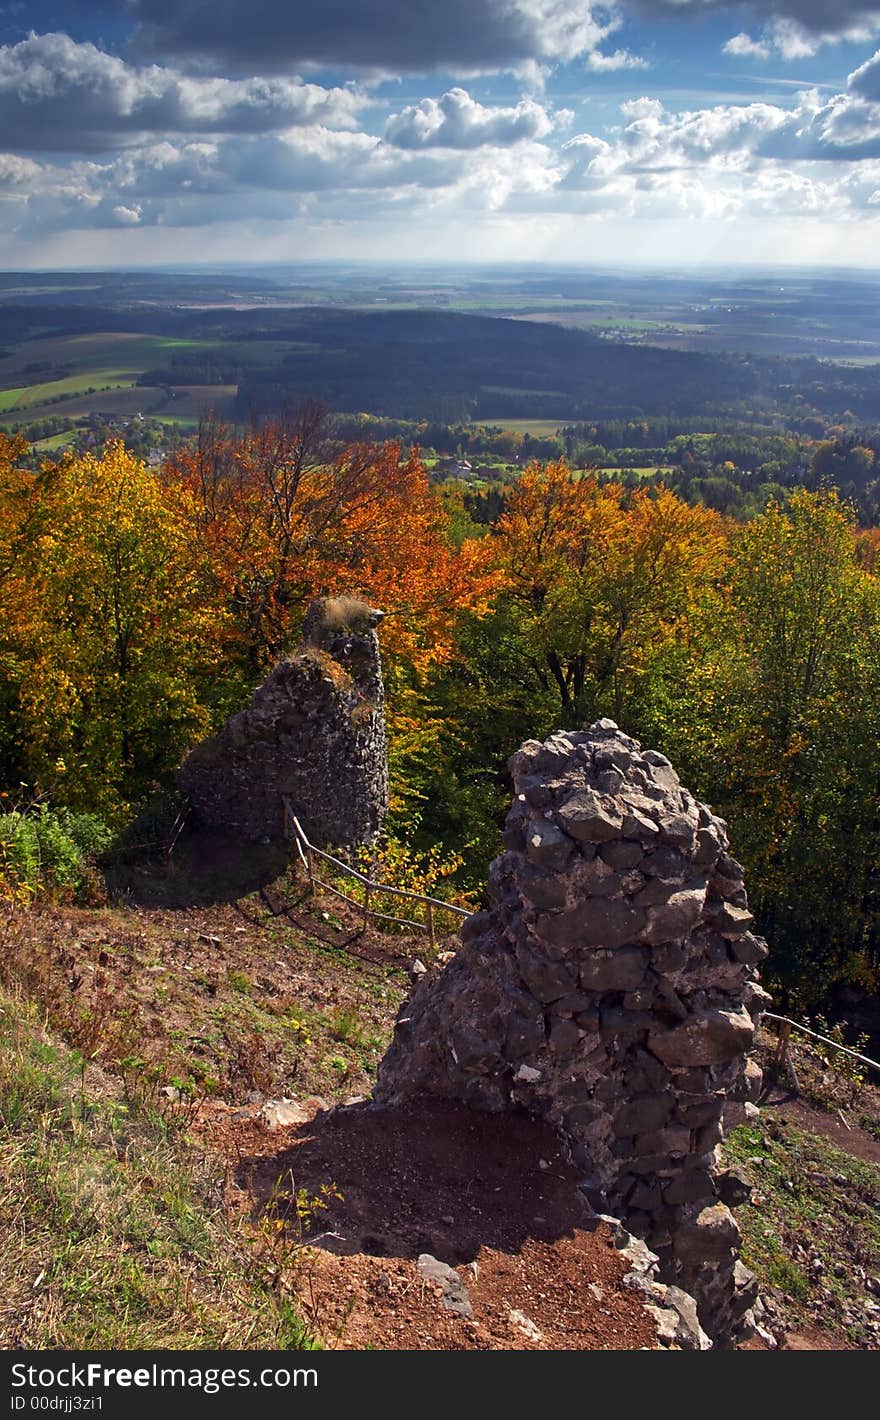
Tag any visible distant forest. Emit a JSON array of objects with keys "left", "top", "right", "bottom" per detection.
[{"left": 1, "top": 298, "right": 879, "bottom": 429}]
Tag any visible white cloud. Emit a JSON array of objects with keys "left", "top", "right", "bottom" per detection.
[
  {"left": 385, "top": 87, "right": 556, "bottom": 148},
  {"left": 848, "top": 46, "right": 880, "bottom": 98},
  {"left": 585, "top": 48, "right": 650, "bottom": 71},
  {"left": 0, "top": 31, "right": 366, "bottom": 151},
  {"left": 722, "top": 14, "right": 880, "bottom": 62},
  {"left": 723, "top": 32, "right": 772, "bottom": 60}
]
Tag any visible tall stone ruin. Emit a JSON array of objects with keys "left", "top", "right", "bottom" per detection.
[
  {"left": 377, "top": 720, "right": 770, "bottom": 1343},
  {"left": 177, "top": 596, "right": 389, "bottom": 847}
]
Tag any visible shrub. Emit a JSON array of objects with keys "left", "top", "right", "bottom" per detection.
[{"left": 0, "top": 803, "right": 112, "bottom": 902}]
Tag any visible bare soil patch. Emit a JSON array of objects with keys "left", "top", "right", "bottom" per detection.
[{"left": 219, "top": 1097, "right": 659, "bottom": 1351}]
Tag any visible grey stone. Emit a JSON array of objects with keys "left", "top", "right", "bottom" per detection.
[
  {"left": 178, "top": 596, "right": 387, "bottom": 847},
  {"left": 711, "top": 903, "right": 754, "bottom": 936},
  {"left": 729, "top": 932, "right": 769, "bottom": 965},
  {"left": 693, "top": 827, "right": 723, "bottom": 867},
  {"left": 623, "top": 987, "right": 656, "bottom": 1011},
  {"left": 580, "top": 946, "right": 649, "bottom": 992},
  {"left": 634, "top": 878, "right": 675, "bottom": 908},
  {"left": 676, "top": 1099, "right": 723, "bottom": 1129},
  {"left": 553, "top": 991, "right": 595, "bottom": 1016},
  {"left": 622, "top": 810, "right": 661, "bottom": 841},
  {"left": 743, "top": 981, "right": 772, "bottom": 1018},
  {"left": 459, "top": 911, "right": 494, "bottom": 944},
  {"left": 662, "top": 1287, "right": 713, "bottom": 1350},
  {"left": 634, "top": 1126, "right": 692, "bottom": 1156},
  {"left": 717, "top": 1167, "right": 752, "bottom": 1208},
  {"left": 525, "top": 818, "right": 574, "bottom": 871},
  {"left": 614, "top": 1093, "right": 673, "bottom": 1136},
  {"left": 517, "top": 864, "right": 569, "bottom": 913},
  {"left": 642, "top": 847, "right": 689, "bottom": 881},
  {"left": 258, "top": 1098, "right": 310, "bottom": 1129},
  {"left": 642, "top": 885, "right": 708, "bottom": 945},
  {"left": 664, "top": 1170, "right": 717, "bottom": 1205},
  {"left": 504, "top": 1011, "right": 547, "bottom": 1060},
  {"left": 629, "top": 1180, "right": 664, "bottom": 1212},
  {"left": 549, "top": 1017, "right": 582, "bottom": 1052},
  {"left": 416, "top": 1254, "right": 474, "bottom": 1319},
  {"left": 539, "top": 898, "right": 646, "bottom": 951},
  {"left": 556, "top": 790, "right": 623, "bottom": 843},
  {"left": 600, "top": 839, "right": 645, "bottom": 871},
  {"left": 673, "top": 1205, "right": 741, "bottom": 1264},
  {"left": 514, "top": 941, "right": 577, "bottom": 1003},
  {"left": 648, "top": 1009, "right": 755, "bottom": 1067},
  {"left": 660, "top": 814, "right": 699, "bottom": 850},
  {"left": 716, "top": 853, "right": 745, "bottom": 882}
]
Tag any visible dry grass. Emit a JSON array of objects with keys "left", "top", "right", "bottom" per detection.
[{"left": 0, "top": 981, "right": 319, "bottom": 1349}]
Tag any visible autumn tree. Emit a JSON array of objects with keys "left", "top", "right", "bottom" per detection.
[
  {"left": 714, "top": 491, "right": 880, "bottom": 996},
  {"left": 0, "top": 432, "right": 46, "bottom": 786},
  {"left": 493, "top": 460, "right": 726, "bottom": 722},
  {"left": 5, "top": 443, "right": 225, "bottom": 818},
  {"left": 167, "top": 415, "right": 499, "bottom": 678}
]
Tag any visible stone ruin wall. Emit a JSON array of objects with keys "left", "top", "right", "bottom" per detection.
[
  {"left": 377, "top": 720, "right": 770, "bottom": 1343},
  {"left": 177, "top": 597, "right": 389, "bottom": 848}
]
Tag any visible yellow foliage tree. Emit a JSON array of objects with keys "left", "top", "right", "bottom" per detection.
[
  {"left": 494, "top": 460, "right": 727, "bottom": 720},
  {"left": 6, "top": 443, "right": 226, "bottom": 818}
]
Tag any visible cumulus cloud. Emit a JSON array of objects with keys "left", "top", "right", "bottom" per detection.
[
  {"left": 722, "top": 32, "right": 772, "bottom": 59},
  {"left": 848, "top": 46, "right": 880, "bottom": 98},
  {"left": 127, "top": 0, "right": 623, "bottom": 76},
  {"left": 4, "top": 19, "right": 880, "bottom": 247},
  {"left": 385, "top": 87, "right": 555, "bottom": 148},
  {"left": 721, "top": 16, "right": 880, "bottom": 60},
  {"left": 585, "top": 48, "right": 649, "bottom": 70},
  {"left": 0, "top": 31, "right": 364, "bottom": 151}
]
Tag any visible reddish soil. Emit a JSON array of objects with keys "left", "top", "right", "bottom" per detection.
[
  {"left": 214, "top": 1097, "right": 660, "bottom": 1351},
  {"left": 759, "top": 1075, "right": 880, "bottom": 1168},
  {"left": 10, "top": 836, "right": 879, "bottom": 1353}
]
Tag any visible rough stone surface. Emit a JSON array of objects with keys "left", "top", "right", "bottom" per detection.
[
  {"left": 177, "top": 596, "right": 388, "bottom": 847},
  {"left": 376, "top": 720, "right": 769, "bottom": 1344},
  {"left": 416, "top": 1254, "right": 474, "bottom": 1319}
]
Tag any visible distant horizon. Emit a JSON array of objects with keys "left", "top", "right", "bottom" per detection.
[{"left": 4, "top": 259, "right": 880, "bottom": 277}]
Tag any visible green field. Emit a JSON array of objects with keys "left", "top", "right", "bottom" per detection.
[
  {"left": 0, "top": 371, "right": 140, "bottom": 413},
  {"left": 475, "top": 417, "right": 566, "bottom": 436},
  {"left": 30, "top": 430, "right": 77, "bottom": 452}
]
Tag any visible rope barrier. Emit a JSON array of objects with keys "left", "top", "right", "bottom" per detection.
[
  {"left": 281, "top": 797, "right": 471, "bottom": 945},
  {"left": 763, "top": 1011, "right": 880, "bottom": 1075}
]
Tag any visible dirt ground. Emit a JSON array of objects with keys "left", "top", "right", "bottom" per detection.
[
  {"left": 208, "top": 1096, "right": 660, "bottom": 1351},
  {"left": 7, "top": 831, "right": 879, "bottom": 1352}
]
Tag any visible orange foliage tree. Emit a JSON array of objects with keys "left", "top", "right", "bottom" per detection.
[
  {"left": 493, "top": 460, "right": 728, "bottom": 721},
  {"left": 166, "top": 411, "right": 499, "bottom": 678}
]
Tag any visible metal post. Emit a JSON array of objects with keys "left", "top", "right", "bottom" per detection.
[
  {"left": 363, "top": 881, "right": 372, "bottom": 931},
  {"left": 427, "top": 900, "right": 435, "bottom": 951}
]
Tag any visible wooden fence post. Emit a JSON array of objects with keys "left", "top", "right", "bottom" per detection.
[{"left": 774, "top": 1019, "right": 792, "bottom": 1071}]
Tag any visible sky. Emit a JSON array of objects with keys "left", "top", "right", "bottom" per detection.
[{"left": 3, "top": 2, "right": 880, "bottom": 267}]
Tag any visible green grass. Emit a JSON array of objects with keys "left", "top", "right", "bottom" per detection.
[
  {"left": 472, "top": 418, "right": 565, "bottom": 437},
  {"left": 30, "top": 429, "right": 76, "bottom": 451},
  {"left": 723, "top": 1117, "right": 880, "bottom": 1345},
  {"left": 0, "top": 984, "right": 319, "bottom": 1349},
  {"left": 0, "top": 371, "right": 138, "bottom": 412}
]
